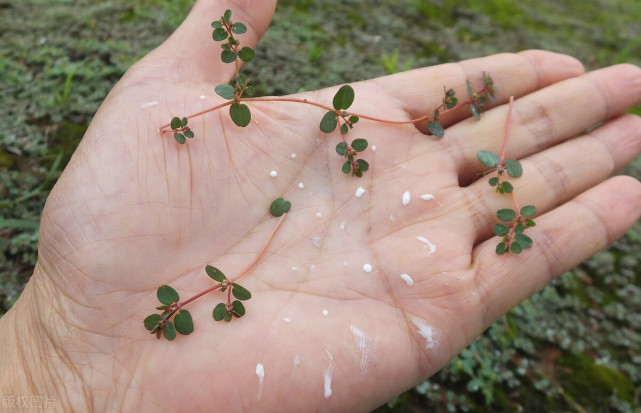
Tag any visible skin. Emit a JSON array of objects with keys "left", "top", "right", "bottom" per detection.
[{"left": 1, "top": 0, "right": 641, "bottom": 411}]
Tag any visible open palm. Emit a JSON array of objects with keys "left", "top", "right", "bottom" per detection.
[{"left": 5, "top": 1, "right": 641, "bottom": 412}]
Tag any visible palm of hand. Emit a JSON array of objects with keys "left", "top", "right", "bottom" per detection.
[{"left": 27, "top": 4, "right": 641, "bottom": 412}]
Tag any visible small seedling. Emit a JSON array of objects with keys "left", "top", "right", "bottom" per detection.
[
  {"left": 477, "top": 97, "right": 537, "bottom": 254},
  {"left": 149, "top": 8, "right": 527, "bottom": 341},
  {"left": 144, "top": 198, "right": 289, "bottom": 340}
]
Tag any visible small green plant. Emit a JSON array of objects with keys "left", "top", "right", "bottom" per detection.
[
  {"left": 150, "top": 9, "right": 522, "bottom": 340},
  {"left": 477, "top": 97, "right": 537, "bottom": 254},
  {"left": 159, "top": 9, "right": 497, "bottom": 180},
  {"left": 144, "top": 198, "right": 290, "bottom": 340}
]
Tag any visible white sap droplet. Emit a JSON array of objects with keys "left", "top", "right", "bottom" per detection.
[
  {"left": 140, "top": 100, "right": 159, "bottom": 109},
  {"left": 400, "top": 273, "right": 414, "bottom": 287},
  {"left": 340, "top": 221, "right": 346, "bottom": 230},
  {"left": 316, "top": 212, "right": 322, "bottom": 218},
  {"left": 270, "top": 170, "right": 278, "bottom": 178},
  {"left": 256, "top": 363, "right": 265, "bottom": 400},
  {"left": 283, "top": 317, "right": 291, "bottom": 323},
  {"left": 402, "top": 191, "right": 411, "bottom": 206},
  {"left": 292, "top": 266, "right": 299, "bottom": 271},
  {"left": 416, "top": 236, "right": 437, "bottom": 254},
  {"left": 298, "top": 182, "right": 305, "bottom": 189},
  {"left": 362, "top": 263, "right": 373, "bottom": 273},
  {"left": 355, "top": 186, "right": 366, "bottom": 198},
  {"left": 292, "top": 355, "right": 301, "bottom": 378},
  {"left": 322, "top": 309, "right": 329, "bottom": 316},
  {"left": 200, "top": 95, "right": 207, "bottom": 100},
  {"left": 291, "top": 153, "right": 297, "bottom": 159},
  {"left": 350, "top": 325, "right": 377, "bottom": 374},
  {"left": 411, "top": 317, "right": 439, "bottom": 350},
  {"left": 420, "top": 194, "right": 435, "bottom": 201},
  {"left": 371, "top": 145, "right": 377, "bottom": 152},
  {"left": 324, "top": 349, "right": 334, "bottom": 398}
]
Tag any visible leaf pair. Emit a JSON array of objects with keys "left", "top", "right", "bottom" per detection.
[
  {"left": 493, "top": 206, "right": 537, "bottom": 255},
  {"left": 336, "top": 139, "right": 369, "bottom": 177},
  {"left": 319, "top": 85, "right": 355, "bottom": 133},
  {"left": 169, "top": 117, "right": 194, "bottom": 144},
  {"left": 144, "top": 285, "right": 194, "bottom": 340}
]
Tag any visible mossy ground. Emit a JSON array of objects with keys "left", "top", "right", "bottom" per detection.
[{"left": 1, "top": 0, "right": 640, "bottom": 411}]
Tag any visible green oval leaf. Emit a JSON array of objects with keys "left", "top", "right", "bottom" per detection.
[
  {"left": 521, "top": 205, "right": 537, "bottom": 217},
  {"left": 488, "top": 177, "right": 499, "bottom": 187},
  {"left": 174, "top": 133, "right": 186, "bottom": 144},
  {"left": 211, "top": 21, "right": 222, "bottom": 29},
  {"left": 232, "top": 22, "right": 247, "bottom": 34},
  {"left": 336, "top": 141, "right": 348, "bottom": 156},
  {"left": 206, "top": 265, "right": 227, "bottom": 282},
  {"left": 470, "top": 104, "right": 481, "bottom": 120},
  {"left": 320, "top": 111, "right": 338, "bottom": 133},
  {"left": 212, "top": 27, "right": 228, "bottom": 41},
  {"left": 477, "top": 150, "right": 499, "bottom": 167},
  {"left": 215, "top": 84, "right": 235, "bottom": 100},
  {"left": 232, "top": 283, "right": 252, "bottom": 301},
  {"left": 170, "top": 117, "right": 181, "bottom": 130},
  {"left": 174, "top": 310, "right": 194, "bottom": 335},
  {"left": 428, "top": 120, "right": 444, "bottom": 138},
  {"left": 493, "top": 223, "right": 510, "bottom": 237},
  {"left": 505, "top": 158, "right": 523, "bottom": 178},
  {"left": 496, "top": 208, "right": 516, "bottom": 222},
  {"left": 223, "top": 9, "right": 232, "bottom": 21},
  {"left": 213, "top": 303, "right": 228, "bottom": 321},
  {"left": 238, "top": 47, "right": 255, "bottom": 63},
  {"left": 514, "top": 233, "right": 533, "bottom": 249},
  {"left": 144, "top": 314, "right": 163, "bottom": 331},
  {"left": 163, "top": 321, "right": 176, "bottom": 341},
  {"left": 231, "top": 300, "right": 246, "bottom": 317},
  {"left": 221, "top": 50, "right": 237, "bottom": 63},
  {"left": 269, "top": 197, "right": 291, "bottom": 217},
  {"left": 333, "top": 85, "right": 355, "bottom": 110},
  {"left": 184, "top": 130, "right": 195, "bottom": 139},
  {"left": 466, "top": 79, "right": 474, "bottom": 98},
  {"left": 342, "top": 160, "right": 352, "bottom": 174},
  {"left": 500, "top": 181, "right": 514, "bottom": 193},
  {"left": 356, "top": 158, "right": 369, "bottom": 172},
  {"left": 244, "top": 87, "right": 255, "bottom": 98},
  {"left": 510, "top": 242, "right": 523, "bottom": 254},
  {"left": 229, "top": 102, "right": 251, "bottom": 127},
  {"left": 351, "top": 138, "right": 368, "bottom": 152},
  {"left": 157, "top": 285, "right": 179, "bottom": 305},
  {"left": 496, "top": 242, "right": 507, "bottom": 255}
]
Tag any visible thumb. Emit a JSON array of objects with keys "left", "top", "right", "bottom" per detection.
[{"left": 135, "top": 0, "right": 277, "bottom": 85}]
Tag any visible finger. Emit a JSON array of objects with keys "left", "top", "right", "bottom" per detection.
[
  {"left": 135, "top": 0, "right": 277, "bottom": 84},
  {"left": 472, "top": 174, "right": 641, "bottom": 327},
  {"left": 370, "top": 50, "right": 584, "bottom": 133},
  {"left": 464, "top": 113, "right": 641, "bottom": 240},
  {"left": 451, "top": 63, "right": 641, "bottom": 184}
]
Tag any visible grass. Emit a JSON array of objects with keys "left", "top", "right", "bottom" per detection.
[{"left": 1, "top": 0, "right": 640, "bottom": 411}]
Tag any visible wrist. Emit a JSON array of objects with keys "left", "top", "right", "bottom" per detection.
[{"left": 0, "top": 273, "right": 80, "bottom": 411}]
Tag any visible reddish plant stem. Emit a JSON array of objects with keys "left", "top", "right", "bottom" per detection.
[
  {"left": 231, "top": 212, "right": 287, "bottom": 283},
  {"left": 159, "top": 101, "right": 234, "bottom": 131},
  {"left": 165, "top": 212, "right": 287, "bottom": 316},
  {"left": 158, "top": 87, "right": 494, "bottom": 133},
  {"left": 498, "top": 96, "right": 515, "bottom": 164}
]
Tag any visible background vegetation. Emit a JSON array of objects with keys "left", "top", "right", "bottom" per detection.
[{"left": 1, "top": 0, "right": 640, "bottom": 411}]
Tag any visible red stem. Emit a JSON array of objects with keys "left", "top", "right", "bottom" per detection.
[
  {"left": 166, "top": 212, "right": 287, "bottom": 313},
  {"left": 499, "top": 96, "right": 514, "bottom": 164}
]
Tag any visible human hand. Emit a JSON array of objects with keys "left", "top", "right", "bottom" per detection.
[{"left": 2, "top": 0, "right": 641, "bottom": 411}]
